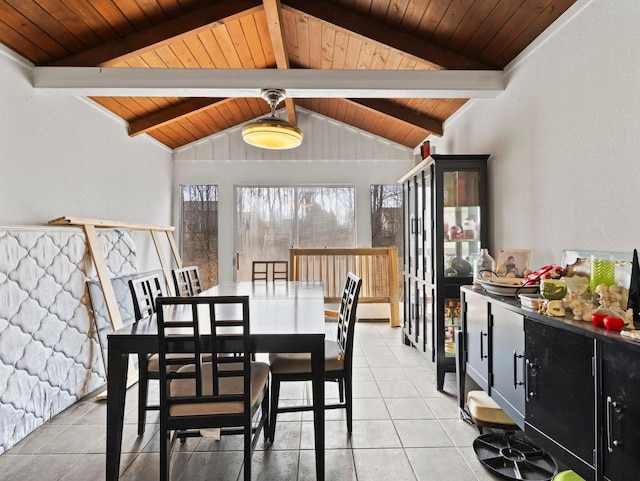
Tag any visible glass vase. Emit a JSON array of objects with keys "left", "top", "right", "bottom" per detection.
[{"left": 473, "top": 248, "right": 496, "bottom": 286}]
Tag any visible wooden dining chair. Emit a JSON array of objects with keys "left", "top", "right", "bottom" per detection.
[
  {"left": 156, "top": 296, "right": 269, "bottom": 481},
  {"left": 251, "top": 260, "right": 289, "bottom": 281},
  {"left": 272, "top": 261, "right": 289, "bottom": 281},
  {"left": 128, "top": 272, "right": 167, "bottom": 435},
  {"left": 267, "top": 272, "right": 362, "bottom": 442},
  {"left": 129, "top": 272, "right": 166, "bottom": 321},
  {"left": 171, "top": 265, "right": 202, "bottom": 297}
]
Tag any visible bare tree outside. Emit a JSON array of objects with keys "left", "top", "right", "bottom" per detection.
[
  {"left": 180, "top": 185, "right": 218, "bottom": 289},
  {"left": 371, "top": 184, "right": 404, "bottom": 296}
]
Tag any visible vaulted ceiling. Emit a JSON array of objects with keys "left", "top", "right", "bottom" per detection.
[{"left": 0, "top": 0, "right": 576, "bottom": 150}]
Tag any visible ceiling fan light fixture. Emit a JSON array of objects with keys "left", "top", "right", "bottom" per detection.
[{"left": 242, "top": 89, "right": 303, "bottom": 150}]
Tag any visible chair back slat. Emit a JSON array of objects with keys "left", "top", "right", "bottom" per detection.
[
  {"left": 252, "top": 261, "right": 289, "bottom": 281},
  {"left": 172, "top": 265, "right": 202, "bottom": 297},
  {"left": 156, "top": 296, "right": 251, "bottom": 415},
  {"left": 336, "top": 273, "right": 362, "bottom": 371},
  {"left": 128, "top": 272, "right": 167, "bottom": 321}
]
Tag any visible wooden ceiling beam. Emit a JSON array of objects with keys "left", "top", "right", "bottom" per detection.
[
  {"left": 48, "top": 0, "right": 262, "bottom": 67},
  {"left": 128, "top": 97, "right": 229, "bottom": 137},
  {"left": 263, "top": 0, "right": 297, "bottom": 126},
  {"left": 282, "top": 0, "right": 491, "bottom": 70},
  {"left": 345, "top": 99, "right": 443, "bottom": 136},
  {"left": 34, "top": 67, "right": 505, "bottom": 98}
]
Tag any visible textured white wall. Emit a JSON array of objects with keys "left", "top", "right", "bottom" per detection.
[
  {"left": 173, "top": 113, "right": 414, "bottom": 281},
  {"left": 0, "top": 47, "right": 173, "bottom": 270},
  {"left": 429, "top": 0, "right": 640, "bottom": 268}
]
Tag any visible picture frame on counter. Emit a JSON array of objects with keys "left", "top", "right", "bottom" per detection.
[{"left": 497, "top": 249, "right": 531, "bottom": 278}]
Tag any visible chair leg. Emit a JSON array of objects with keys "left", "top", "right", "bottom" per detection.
[
  {"left": 159, "top": 423, "right": 171, "bottom": 481},
  {"left": 338, "top": 378, "right": 345, "bottom": 403},
  {"left": 244, "top": 420, "right": 252, "bottom": 481},
  {"left": 262, "top": 381, "right": 270, "bottom": 442},
  {"left": 345, "top": 376, "right": 353, "bottom": 434},
  {"left": 268, "top": 376, "right": 281, "bottom": 443},
  {"left": 137, "top": 354, "right": 149, "bottom": 436}
]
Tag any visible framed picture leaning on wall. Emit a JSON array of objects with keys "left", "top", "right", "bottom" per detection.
[{"left": 497, "top": 249, "right": 531, "bottom": 278}]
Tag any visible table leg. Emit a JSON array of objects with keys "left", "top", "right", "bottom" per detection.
[
  {"left": 106, "top": 344, "right": 129, "bottom": 481},
  {"left": 311, "top": 340, "right": 325, "bottom": 481}
]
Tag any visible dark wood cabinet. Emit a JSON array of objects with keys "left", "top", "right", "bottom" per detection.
[
  {"left": 459, "top": 290, "right": 525, "bottom": 427},
  {"left": 524, "top": 319, "right": 596, "bottom": 479},
  {"left": 461, "top": 289, "right": 489, "bottom": 392},
  {"left": 400, "top": 155, "right": 489, "bottom": 390},
  {"left": 459, "top": 287, "right": 640, "bottom": 480},
  {"left": 491, "top": 305, "right": 525, "bottom": 427},
  {"left": 601, "top": 341, "right": 640, "bottom": 481}
]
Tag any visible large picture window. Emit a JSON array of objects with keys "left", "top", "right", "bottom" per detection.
[
  {"left": 180, "top": 185, "right": 218, "bottom": 289},
  {"left": 235, "top": 186, "right": 355, "bottom": 281}
]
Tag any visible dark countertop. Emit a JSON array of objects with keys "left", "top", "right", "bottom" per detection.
[{"left": 461, "top": 285, "right": 640, "bottom": 353}]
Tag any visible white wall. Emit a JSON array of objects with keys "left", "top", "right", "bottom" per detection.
[
  {"left": 429, "top": 0, "right": 640, "bottom": 268},
  {"left": 0, "top": 47, "right": 173, "bottom": 270},
  {"left": 173, "top": 110, "right": 414, "bottom": 281}
]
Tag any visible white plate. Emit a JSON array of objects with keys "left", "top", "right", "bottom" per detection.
[{"left": 477, "top": 279, "right": 540, "bottom": 297}]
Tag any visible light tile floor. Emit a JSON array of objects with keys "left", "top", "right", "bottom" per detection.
[{"left": 0, "top": 322, "right": 505, "bottom": 481}]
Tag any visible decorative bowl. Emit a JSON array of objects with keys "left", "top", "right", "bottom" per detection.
[{"left": 476, "top": 278, "right": 540, "bottom": 297}]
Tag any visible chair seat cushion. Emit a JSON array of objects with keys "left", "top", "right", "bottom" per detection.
[
  {"left": 169, "top": 361, "right": 269, "bottom": 417},
  {"left": 466, "top": 390, "right": 517, "bottom": 426},
  {"left": 269, "top": 340, "right": 344, "bottom": 375}
]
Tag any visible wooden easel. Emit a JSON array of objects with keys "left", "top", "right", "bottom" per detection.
[{"left": 49, "top": 216, "right": 182, "bottom": 331}]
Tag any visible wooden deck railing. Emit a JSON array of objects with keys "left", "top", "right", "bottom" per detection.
[{"left": 289, "top": 247, "right": 400, "bottom": 327}]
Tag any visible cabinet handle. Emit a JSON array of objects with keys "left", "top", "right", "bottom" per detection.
[
  {"left": 606, "top": 396, "right": 621, "bottom": 453},
  {"left": 513, "top": 351, "right": 524, "bottom": 388},
  {"left": 525, "top": 359, "right": 535, "bottom": 401},
  {"left": 480, "top": 331, "right": 488, "bottom": 359}
]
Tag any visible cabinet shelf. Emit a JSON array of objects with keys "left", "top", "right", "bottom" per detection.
[
  {"left": 444, "top": 239, "right": 480, "bottom": 244},
  {"left": 401, "top": 154, "right": 489, "bottom": 391}
]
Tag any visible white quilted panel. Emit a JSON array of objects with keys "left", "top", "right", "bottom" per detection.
[{"left": 0, "top": 227, "right": 137, "bottom": 454}]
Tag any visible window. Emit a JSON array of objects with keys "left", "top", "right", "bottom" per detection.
[
  {"left": 370, "top": 184, "right": 403, "bottom": 253},
  {"left": 371, "top": 184, "right": 404, "bottom": 296},
  {"left": 180, "top": 185, "right": 218, "bottom": 288},
  {"left": 235, "top": 186, "right": 355, "bottom": 281}
]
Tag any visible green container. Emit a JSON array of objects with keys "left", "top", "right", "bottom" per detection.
[{"left": 590, "top": 256, "right": 615, "bottom": 292}]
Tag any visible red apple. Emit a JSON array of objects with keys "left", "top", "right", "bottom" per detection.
[
  {"left": 603, "top": 316, "right": 625, "bottom": 332},
  {"left": 591, "top": 312, "right": 607, "bottom": 327}
]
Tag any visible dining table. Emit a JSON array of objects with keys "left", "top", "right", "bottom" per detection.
[{"left": 105, "top": 281, "right": 326, "bottom": 480}]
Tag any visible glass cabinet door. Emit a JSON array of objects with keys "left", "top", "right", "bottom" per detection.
[
  {"left": 442, "top": 170, "right": 482, "bottom": 279},
  {"left": 443, "top": 297, "right": 461, "bottom": 359},
  {"left": 424, "top": 284, "right": 435, "bottom": 361},
  {"left": 403, "top": 181, "right": 411, "bottom": 274},
  {"left": 407, "top": 179, "right": 416, "bottom": 276},
  {"left": 423, "top": 168, "right": 433, "bottom": 283},
  {"left": 416, "top": 173, "right": 424, "bottom": 279}
]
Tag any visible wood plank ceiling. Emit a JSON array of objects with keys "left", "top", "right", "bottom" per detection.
[{"left": 0, "top": 0, "right": 576, "bottom": 150}]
